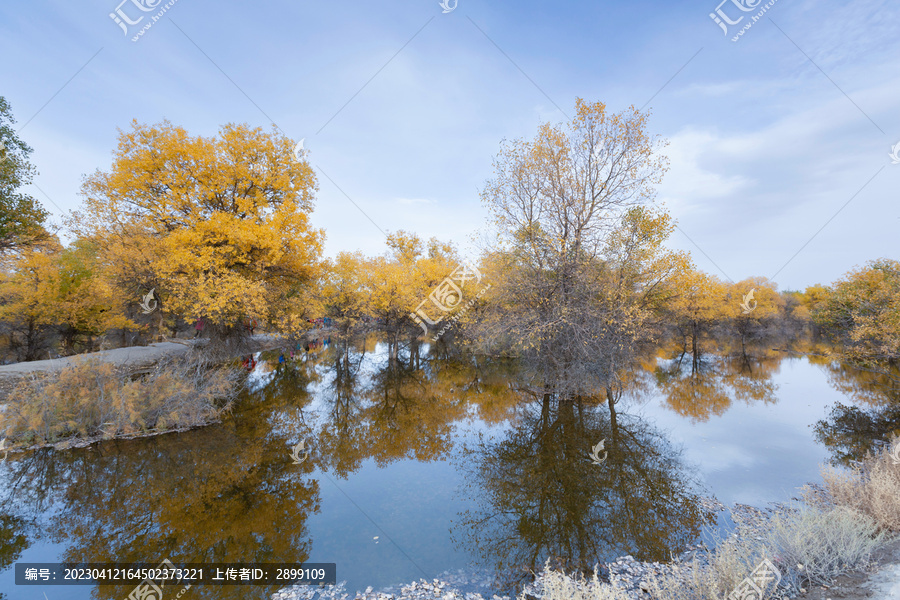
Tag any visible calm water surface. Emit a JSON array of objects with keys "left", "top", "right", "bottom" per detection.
[{"left": 0, "top": 340, "right": 888, "bottom": 599}]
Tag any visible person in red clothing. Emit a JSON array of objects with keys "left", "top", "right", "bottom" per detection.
[{"left": 194, "top": 317, "right": 205, "bottom": 338}]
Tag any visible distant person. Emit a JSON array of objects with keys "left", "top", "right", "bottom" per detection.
[{"left": 194, "top": 317, "right": 205, "bottom": 338}]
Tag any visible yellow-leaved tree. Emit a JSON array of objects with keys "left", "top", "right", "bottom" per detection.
[
  {"left": 70, "top": 120, "right": 323, "bottom": 352},
  {"left": 319, "top": 251, "right": 369, "bottom": 336},
  {"left": 813, "top": 259, "right": 900, "bottom": 361},
  {"left": 359, "top": 231, "right": 461, "bottom": 357},
  {"left": 0, "top": 242, "right": 60, "bottom": 360},
  {"left": 666, "top": 267, "right": 730, "bottom": 360},
  {"left": 0, "top": 239, "right": 128, "bottom": 360},
  {"left": 729, "top": 277, "right": 784, "bottom": 349}
]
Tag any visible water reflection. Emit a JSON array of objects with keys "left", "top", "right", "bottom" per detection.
[
  {"left": 315, "top": 339, "right": 521, "bottom": 478},
  {"left": 2, "top": 411, "right": 321, "bottom": 599},
  {"left": 813, "top": 358, "right": 900, "bottom": 465},
  {"left": 453, "top": 391, "right": 715, "bottom": 589},
  {"left": 0, "top": 513, "right": 28, "bottom": 600},
  {"left": 0, "top": 336, "right": 895, "bottom": 598},
  {"left": 653, "top": 347, "right": 780, "bottom": 422},
  {"left": 820, "top": 359, "right": 900, "bottom": 408}
]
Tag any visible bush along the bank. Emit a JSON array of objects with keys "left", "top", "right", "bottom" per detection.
[{"left": 0, "top": 353, "right": 242, "bottom": 446}]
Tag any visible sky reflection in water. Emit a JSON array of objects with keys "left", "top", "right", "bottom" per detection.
[{"left": 0, "top": 340, "right": 890, "bottom": 599}]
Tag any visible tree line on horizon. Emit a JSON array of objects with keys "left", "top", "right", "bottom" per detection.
[{"left": 0, "top": 95, "right": 895, "bottom": 381}]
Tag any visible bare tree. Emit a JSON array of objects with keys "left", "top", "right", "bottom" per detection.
[{"left": 473, "top": 98, "right": 685, "bottom": 399}]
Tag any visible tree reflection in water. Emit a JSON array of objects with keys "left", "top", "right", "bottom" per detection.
[
  {"left": 1, "top": 404, "right": 321, "bottom": 600},
  {"left": 0, "top": 513, "right": 28, "bottom": 600},
  {"left": 453, "top": 389, "right": 715, "bottom": 592},
  {"left": 652, "top": 345, "right": 781, "bottom": 423},
  {"left": 2, "top": 335, "right": 871, "bottom": 598},
  {"left": 814, "top": 358, "right": 900, "bottom": 466}
]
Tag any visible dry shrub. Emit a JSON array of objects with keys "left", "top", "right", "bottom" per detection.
[
  {"left": 816, "top": 441, "right": 900, "bottom": 532},
  {"left": 645, "top": 534, "right": 771, "bottom": 600},
  {"left": 646, "top": 504, "right": 886, "bottom": 600},
  {"left": 522, "top": 561, "right": 631, "bottom": 600},
  {"left": 0, "top": 353, "right": 241, "bottom": 444},
  {"left": 766, "top": 505, "right": 885, "bottom": 592}
]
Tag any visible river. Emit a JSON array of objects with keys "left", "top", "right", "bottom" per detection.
[{"left": 0, "top": 337, "right": 892, "bottom": 599}]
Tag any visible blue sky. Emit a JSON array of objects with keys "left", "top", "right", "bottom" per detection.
[{"left": 1, "top": 0, "right": 898, "bottom": 290}]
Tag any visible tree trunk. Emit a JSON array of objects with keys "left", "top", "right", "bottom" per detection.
[
  {"left": 607, "top": 385, "right": 619, "bottom": 452},
  {"left": 150, "top": 297, "right": 163, "bottom": 341},
  {"left": 691, "top": 320, "right": 701, "bottom": 371}
]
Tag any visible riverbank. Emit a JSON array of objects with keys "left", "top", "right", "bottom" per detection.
[
  {"left": 0, "top": 331, "right": 327, "bottom": 401},
  {"left": 271, "top": 532, "right": 900, "bottom": 600},
  {"left": 271, "top": 486, "right": 900, "bottom": 600},
  {"left": 0, "top": 333, "right": 306, "bottom": 452}
]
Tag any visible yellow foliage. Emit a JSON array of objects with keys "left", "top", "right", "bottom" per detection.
[
  {"left": 70, "top": 119, "right": 323, "bottom": 335},
  {"left": 667, "top": 268, "right": 731, "bottom": 327},
  {"left": 729, "top": 277, "right": 783, "bottom": 321},
  {"left": 321, "top": 231, "right": 462, "bottom": 335},
  {"left": 814, "top": 259, "right": 900, "bottom": 360},
  {"left": 0, "top": 240, "right": 129, "bottom": 355}
]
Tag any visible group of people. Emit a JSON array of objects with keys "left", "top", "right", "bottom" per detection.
[
  {"left": 274, "top": 337, "right": 332, "bottom": 365},
  {"left": 307, "top": 317, "right": 332, "bottom": 329},
  {"left": 239, "top": 335, "right": 334, "bottom": 372},
  {"left": 305, "top": 337, "right": 330, "bottom": 351}
]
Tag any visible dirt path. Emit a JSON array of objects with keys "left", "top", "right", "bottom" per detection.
[
  {"left": 0, "top": 334, "right": 291, "bottom": 397},
  {"left": 0, "top": 340, "right": 198, "bottom": 376}
]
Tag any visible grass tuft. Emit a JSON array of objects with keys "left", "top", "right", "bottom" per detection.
[{"left": 0, "top": 352, "right": 241, "bottom": 445}]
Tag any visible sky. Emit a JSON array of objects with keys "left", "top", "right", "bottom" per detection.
[{"left": 1, "top": 0, "right": 898, "bottom": 291}]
